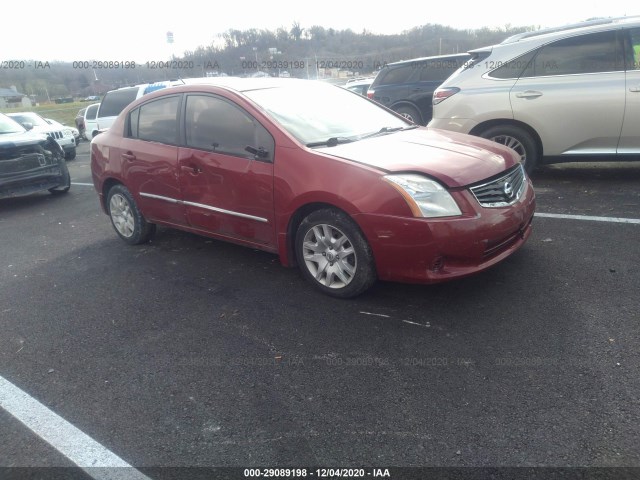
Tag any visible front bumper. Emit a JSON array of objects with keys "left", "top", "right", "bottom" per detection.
[
  {"left": 0, "top": 164, "right": 66, "bottom": 199},
  {"left": 354, "top": 178, "right": 536, "bottom": 284}
]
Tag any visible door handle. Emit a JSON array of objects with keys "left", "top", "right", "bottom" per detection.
[
  {"left": 629, "top": 87, "right": 640, "bottom": 92},
  {"left": 122, "top": 152, "right": 136, "bottom": 161},
  {"left": 181, "top": 164, "right": 201, "bottom": 174},
  {"left": 515, "top": 90, "right": 543, "bottom": 99}
]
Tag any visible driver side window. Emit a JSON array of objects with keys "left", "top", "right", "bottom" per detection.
[{"left": 185, "top": 94, "right": 274, "bottom": 162}]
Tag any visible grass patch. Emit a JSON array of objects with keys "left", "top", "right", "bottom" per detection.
[{"left": 0, "top": 102, "right": 89, "bottom": 127}]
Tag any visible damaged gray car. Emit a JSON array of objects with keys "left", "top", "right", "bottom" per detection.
[{"left": 0, "top": 113, "right": 71, "bottom": 199}]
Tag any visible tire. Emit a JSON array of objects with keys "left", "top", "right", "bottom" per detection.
[
  {"left": 65, "top": 147, "right": 76, "bottom": 160},
  {"left": 478, "top": 125, "right": 539, "bottom": 174},
  {"left": 49, "top": 153, "right": 71, "bottom": 195},
  {"left": 106, "top": 184, "right": 156, "bottom": 245},
  {"left": 295, "top": 209, "right": 376, "bottom": 298},
  {"left": 394, "top": 105, "right": 423, "bottom": 125}
]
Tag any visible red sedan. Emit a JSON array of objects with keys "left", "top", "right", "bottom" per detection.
[{"left": 91, "top": 78, "right": 535, "bottom": 297}]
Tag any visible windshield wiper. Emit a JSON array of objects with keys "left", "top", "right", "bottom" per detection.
[
  {"left": 306, "top": 137, "right": 355, "bottom": 148},
  {"left": 358, "top": 125, "right": 419, "bottom": 140}
]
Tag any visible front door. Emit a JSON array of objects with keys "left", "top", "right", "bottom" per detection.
[{"left": 178, "top": 94, "right": 276, "bottom": 246}]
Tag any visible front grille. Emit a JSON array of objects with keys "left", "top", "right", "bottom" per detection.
[
  {"left": 470, "top": 164, "right": 526, "bottom": 208},
  {"left": 0, "top": 153, "right": 50, "bottom": 174}
]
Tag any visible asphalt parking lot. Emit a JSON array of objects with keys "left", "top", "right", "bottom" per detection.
[{"left": 1, "top": 141, "right": 639, "bottom": 479}]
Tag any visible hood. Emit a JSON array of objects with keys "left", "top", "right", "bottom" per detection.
[
  {"left": 0, "top": 131, "right": 61, "bottom": 159},
  {"left": 0, "top": 131, "right": 50, "bottom": 149},
  {"left": 315, "top": 127, "right": 519, "bottom": 188}
]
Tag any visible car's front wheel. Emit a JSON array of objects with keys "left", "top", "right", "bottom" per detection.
[
  {"left": 65, "top": 147, "right": 76, "bottom": 160},
  {"left": 478, "top": 125, "right": 539, "bottom": 174},
  {"left": 295, "top": 209, "right": 376, "bottom": 298},
  {"left": 106, "top": 184, "right": 156, "bottom": 245},
  {"left": 49, "top": 158, "right": 71, "bottom": 195}
]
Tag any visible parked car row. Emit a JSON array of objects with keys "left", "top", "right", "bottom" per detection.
[
  {"left": 76, "top": 103, "right": 100, "bottom": 141},
  {"left": 343, "top": 77, "right": 376, "bottom": 96},
  {"left": 6, "top": 112, "right": 77, "bottom": 160},
  {"left": 430, "top": 16, "right": 640, "bottom": 172},
  {"left": 338, "top": 16, "right": 640, "bottom": 174},
  {"left": 11, "top": 16, "right": 640, "bottom": 299},
  {"left": 367, "top": 53, "right": 471, "bottom": 125}
]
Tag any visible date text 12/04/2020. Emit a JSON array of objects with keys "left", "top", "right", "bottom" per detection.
[{"left": 243, "top": 468, "right": 391, "bottom": 477}]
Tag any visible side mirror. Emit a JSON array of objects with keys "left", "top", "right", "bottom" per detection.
[
  {"left": 245, "top": 145, "right": 270, "bottom": 160},
  {"left": 22, "top": 122, "right": 34, "bottom": 131}
]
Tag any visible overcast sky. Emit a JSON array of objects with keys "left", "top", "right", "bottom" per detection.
[{"left": 0, "top": 0, "right": 636, "bottom": 63}]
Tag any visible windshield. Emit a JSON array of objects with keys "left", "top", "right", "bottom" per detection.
[
  {"left": 0, "top": 114, "right": 26, "bottom": 134},
  {"left": 244, "top": 82, "right": 409, "bottom": 145},
  {"left": 8, "top": 112, "right": 49, "bottom": 128}
]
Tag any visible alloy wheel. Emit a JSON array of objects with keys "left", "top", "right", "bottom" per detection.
[{"left": 302, "top": 224, "right": 357, "bottom": 289}]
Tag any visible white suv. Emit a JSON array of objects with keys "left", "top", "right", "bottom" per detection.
[
  {"left": 429, "top": 16, "right": 640, "bottom": 172},
  {"left": 96, "top": 81, "right": 182, "bottom": 134},
  {"left": 7, "top": 112, "right": 77, "bottom": 160}
]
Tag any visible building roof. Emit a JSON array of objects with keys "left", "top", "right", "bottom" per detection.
[{"left": 0, "top": 88, "right": 26, "bottom": 98}]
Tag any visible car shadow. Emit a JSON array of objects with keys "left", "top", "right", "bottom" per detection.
[{"left": 531, "top": 161, "right": 640, "bottom": 183}]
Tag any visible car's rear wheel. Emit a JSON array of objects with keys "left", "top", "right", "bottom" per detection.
[
  {"left": 295, "top": 209, "right": 376, "bottom": 298},
  {"left": 106, "top": 184, "right": 155, "bottom": 245},
  {"left": 478, "top": 125, "right": 539, "bottom": 174},
  {"left": 394, "top": 105, "right": 423, "bottom": 125}
]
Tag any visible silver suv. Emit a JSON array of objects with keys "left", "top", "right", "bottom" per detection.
[{"left": 429, "top": 16, "right": 640, "bottom": 172}]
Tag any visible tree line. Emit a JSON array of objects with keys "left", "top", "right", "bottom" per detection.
[{"left": 1, "top": 23, "right": 536, "bottom": 100}]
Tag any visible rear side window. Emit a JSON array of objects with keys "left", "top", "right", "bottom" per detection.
[
  {"left": 376, "top": 66, "right": 414, "bottom": 85},
  {"left": 521, "top": 31, "right": 622, "bottom": 77},
  {"left": 417, "top": 59, "right": 465, "bottom": 81},
  {"left": 85, "top": 104, "right": 99, "bottom": 120},
  {"left": 128, "top": 95, "right": 180, "bottom": 144},
  {"left": 489, "top": 50, "right": 537, "bottom": 79},
  {"left": 627, "top": 28, "right": 640, "bottom": 70},
  {"left": 99, "top": 88, "right": 139, "bottom": 117}
]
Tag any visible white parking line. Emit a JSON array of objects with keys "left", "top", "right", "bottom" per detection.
[
  {"left": 0, "top": 375, "right": 150, "bottom": 480},
  {"left": 71, "top": 182, "right": 94, "bottom": 186},
  {"left": 535, "top": 213, "right": 640, "bottom": 225}
]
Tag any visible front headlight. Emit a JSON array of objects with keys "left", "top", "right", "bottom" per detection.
[{"left": 384, "top": 174, "right": 462, "bottom": 218}]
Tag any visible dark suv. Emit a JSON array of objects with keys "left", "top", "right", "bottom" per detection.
[
  {"left": 367, "top": 53, "right": 470, "bottom": 125},
  {"left": 0, "top": 113, "right": 70, "bottom": 199}
]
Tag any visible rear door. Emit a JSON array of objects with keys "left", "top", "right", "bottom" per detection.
[
  {"left": 370, "top": 65, "right": 412, "bottom": 109},
  {"left": 618, "top": 27, "right": 640, "bottom": 154},
  {"left": 84, "top": 103, "right": 100, "bottom": 140},
  {"left": 119, "top": 94, "right": 186, "bottom": 227},
  {"left": 510, "top": 30, "right": 626, "bottom": 156},
  {"left": 178, "top": 93, "right": 276, "bottom": 247}
]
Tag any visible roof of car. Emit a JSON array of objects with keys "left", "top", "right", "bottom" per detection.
[
  {"left": 384, "top": 53, "right": 471, "bottom": 68},
  {"left": 501, "top": 15, "right": 640, "bottom": 44},
  {"left": 177, "top": 76, "right": 311, "bottom": 92}
]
